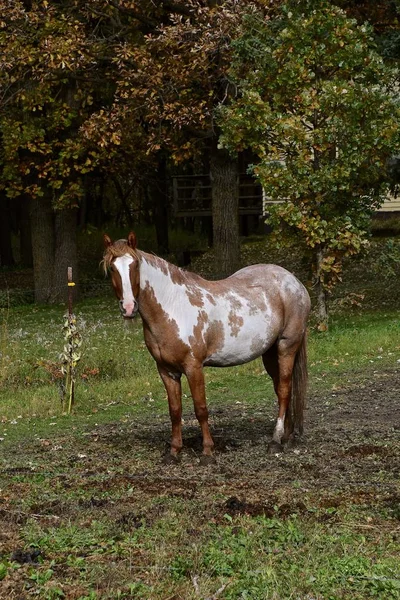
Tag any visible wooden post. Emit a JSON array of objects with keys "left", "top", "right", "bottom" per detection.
[
  {"left": 61, "top": 266, "right": 80, "bottom": 413},
  {"left": 66, "top": 267, "right": 75, "bottom": 413},
  {"left": 61, "top": 267, "right": 81, "bottom": 413},
  {"left": 67, "top": 266, "right": 73, "bottom": 316}
]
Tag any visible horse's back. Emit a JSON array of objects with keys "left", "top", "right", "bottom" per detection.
[
  {"left": 228, "top": 263, "right": 302, "bottom": 287},
  {"left": 226, "top": 263, "right": 310, "bottom": 312}
]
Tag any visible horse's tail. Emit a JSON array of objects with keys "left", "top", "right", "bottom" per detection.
[{"left": 291, "top": 332, "right": 308, "bottom": 436}]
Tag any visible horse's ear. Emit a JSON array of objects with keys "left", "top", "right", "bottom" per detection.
[
  {"left": 103, "top": 234, "right": 113, "bottom": 248},
  {"left": 127, "top": 231, "right": 137, "bottom": 250}
]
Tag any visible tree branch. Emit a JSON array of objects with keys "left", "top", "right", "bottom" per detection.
[{"left": 108, "top": 1, "right": 157, "bottom": 30}]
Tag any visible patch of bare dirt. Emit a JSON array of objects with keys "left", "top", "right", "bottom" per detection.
[
  {"left": 64, "top": 368, "right": 400, "bottom": 515},
  {"left": 0, "top": 369, "right": 398, "bottom": 589}
]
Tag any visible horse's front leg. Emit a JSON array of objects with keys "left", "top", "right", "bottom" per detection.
[
  {"left": 186, "top": 364, "right": 215, "bottom": 465},
  {"left": 157, "top": 365, "right": 183, "bottom": 463}
]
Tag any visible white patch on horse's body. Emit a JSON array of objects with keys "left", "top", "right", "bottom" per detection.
[
  {"left": 114, "top": 255, "right": 135, "bottom": 314},
  {"left": 114, "top": 255, "right": 309, "bottom": 369},
  {"left": 139, "top": 256, "right": 289, "bottom": 367},
  {"left": 140, "top": 255, "right": 202, "bottom": 341},
  {"left": 204, "top": 299, "right": 276, "bottom": 367}
]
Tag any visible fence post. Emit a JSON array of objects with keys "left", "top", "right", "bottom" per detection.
[
  {"left": 61, "top": 267, "right": 81, "bottom": 413},
  {"left": 68, "top": 267, "right": 74, "bottom": 317}
]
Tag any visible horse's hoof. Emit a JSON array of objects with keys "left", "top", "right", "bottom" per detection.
[
  {"left": 162, "top": 453, "right": 181, "bottom": 465},
  {"left": 199, "top": 454, "right": 217, "bottom": 466},
  {"left": 268, "top": 441, "right": 284, "bottom": 454},
  {"left": 285, "top": 436, "right": 295, "bottom": 449},
  {"left": 285, "top": 434, "right": 302, "bottom": 449}
]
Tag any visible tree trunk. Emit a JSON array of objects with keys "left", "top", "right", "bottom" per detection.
[
  {"left": 112, "top": 176, "right": 135, "bottom": 227},
  {"left": 210, "top": 143, "right": 240, "bottom": 279},
  {"left": 50, "top": 207, "right": 79, "bottom": 303},
  {"left": 30, "top": 193, "right": 55, "bottom": 303},
  {"left": 314, "top": 245, "right": 328, "bottom": 329},
  {"left": 18, "top": 195, "right": 33, "bottom": 267},
  {"left": 152, "top": 155, "right": 169, "bottom": 254},
  {"left": 0, "top": 193, "right": 15, "bottom": 267},
  {"left": 30, "top": 192, "right": 79, "bottom": 304}
]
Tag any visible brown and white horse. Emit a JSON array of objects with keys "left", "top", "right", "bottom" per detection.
[{"left": 103, "top": 232, "right": 311, "bottom": 464}]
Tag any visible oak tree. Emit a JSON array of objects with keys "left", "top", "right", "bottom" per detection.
[{"left": 219, "top": 1, "right": 400, "bottom": 325}]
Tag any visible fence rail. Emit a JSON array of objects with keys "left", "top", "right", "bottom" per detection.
[
  {"left": 172, "top": 173, "right": 263, "bottom": 217},
  {"left": 172, "top": 174, "right": 400, "bottom": 217}
]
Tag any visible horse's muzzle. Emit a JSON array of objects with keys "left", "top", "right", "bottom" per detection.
[{"left": 119, "top": 300, "right": 138, "bottom": 319}]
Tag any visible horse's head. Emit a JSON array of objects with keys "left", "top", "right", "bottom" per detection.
[{"left": 103, "top": 231, "right": 140, "bottom": 319}]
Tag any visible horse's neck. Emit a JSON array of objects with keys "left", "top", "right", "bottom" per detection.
[{"left": 138, "top": 252, "right": 188, "bottom": 317}]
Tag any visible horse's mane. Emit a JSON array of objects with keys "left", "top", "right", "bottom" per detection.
[
  {"left": 102, "top": 239, "right": 138, "bottom": 275},
  {"left": 102, "top": 239, "right": 206, "bottom": 285}
]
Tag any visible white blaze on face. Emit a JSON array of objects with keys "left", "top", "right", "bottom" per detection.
[{"left": 114, "top": 255, "right": 135, "bottom": 316}]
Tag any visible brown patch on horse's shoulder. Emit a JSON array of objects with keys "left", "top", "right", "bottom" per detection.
[
  {"left": 199, "top": 310, "right": 209, "bottom": 324},
  {"left": 163, "top": 261, "right": 186, "bottom": 285},
  {"left": 206, "top": 293, "right": 217, "bottom": 306},
  {"left": 228, "top": 311, "right": 244, "bottom": 337},
  {"left": 186, "top": 285, "right": 204, "bottom": 308},
  {"left": 191, "top": 310, "right": 209, "bottom": 335},
  {"left": 205, "top": 319, "right": 225, "bottom": 356},
  {"left": 169, "top": 262, "right": 207, "bottom": 288},
  {"left": 225, "top": 292, "right": 242, "bottom": 311},
  {"left": 224, "top": 286, "right": 268, "bottom": 318},
  {"left": 147, "top": 256, "right": 169, "bottom": 277},
  {"left": 185, "top": 311, "right": 211, "bottom": 364},
  {"left": 188, "top": 310, "right": 210, "bottom": 360}
]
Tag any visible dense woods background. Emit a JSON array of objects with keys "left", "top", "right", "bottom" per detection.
[{"left": 1, "top": 0, "right": 399, "bottom": 318}]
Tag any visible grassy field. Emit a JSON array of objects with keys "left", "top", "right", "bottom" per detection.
[{"left": 0, "top": 236, "right": 399, "bottom": 599}]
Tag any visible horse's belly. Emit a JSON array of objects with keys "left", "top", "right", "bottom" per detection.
[
  {"left": 204, "top": 351, "right": 262, "bottom": 367},
  {"left": 203, "top": 327, "right": 276, "bottom": 367}
]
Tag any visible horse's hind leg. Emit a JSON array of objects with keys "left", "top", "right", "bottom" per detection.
[
  {"left": 263, "top": 339, "right": 299, "bottom": 453},
  {"left": 157, "top": 365, "right": 183, "bottom": 463}
]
